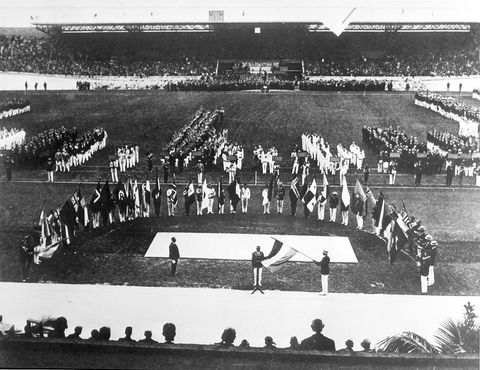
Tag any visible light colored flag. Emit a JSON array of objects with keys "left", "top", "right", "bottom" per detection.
[
  {"left": 341, "top": 176, "right": 350, "bottom": 209},
  {"left": 354, "top": 178, "right": 366, "bottom": 201},
  {"left": 201, "top": 178, "right": 209, "bottom": 211}
]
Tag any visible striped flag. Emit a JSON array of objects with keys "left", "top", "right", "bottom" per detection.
[
  {"left": 38, "top": 202, "right": 51, "bottom": 248},
  {"left": 289, "top": 176, "right": 300, "bottom": 200},
  {"left": 262, "top": 239, "right": 299, "bottom": 270},
  {"left": 302, "top": 178, "right": 317, "bottom": 212}
]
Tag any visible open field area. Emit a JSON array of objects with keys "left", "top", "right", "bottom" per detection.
[
  {"left": 0, "top": 90, "right": 461, "bottom": 174},
  {"left": 0, "top": 90, "right": 479, "bottom": 296}
]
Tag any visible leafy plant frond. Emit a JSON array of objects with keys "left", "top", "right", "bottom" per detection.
[{"left": 377, "top": 331, "right": 439, "bottom": 354}]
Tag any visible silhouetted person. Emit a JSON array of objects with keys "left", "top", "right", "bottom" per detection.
[
  {"left": 289, "top": 336, "right": 300, "bottom": 349},
  {"left": 239, "top": 339, "right": 250, "bottom": 348},
  {"left": 169, "top": 237, "right": 180, "bottom": 276},
  {"left": 139, "top": 330, "right": 158, "bottom": 344},
  {"left": 48, "top": 317, "right": 68, "bottom": 339},
  {"left": 300, "top": 319, "right": 336, "bottom": 351},
  {"left": 24, "top": 324, "right": 33, "bottom": 338},
  {"left": 217, "top": 328, "right": 236, "bottom": 347},
  {"left": 360, "top": 339, "right": 373, "bottom": 352},
  {"left": 88, "top": 329, "right": 100, "bottom": 342},
  {"left": 98, "top": 326, "right": 111, "bottom": 341},
  {"left": 118, "top": 326, "right": 136, "bottom": 343},
  {"left": 264, "top": 336, "right": 277, "bottom": 349},
  {"left": 337, "top": 339, "right": 355, "bottom": 354},
  {"left": 67, "top": 326, "right": 83, "bottom": 340},
  {"left": 446, "top": 165, "right": 454, "bottom": 186},
  {"left": 162, "top": 323, "right": 176, "bottom": 344}
]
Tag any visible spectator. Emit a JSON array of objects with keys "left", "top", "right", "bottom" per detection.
[
  {"left": 264, "top": 336, "right": 277, "bottom": 349},
  {"left": 239, "top": 339, "right": 250, "bottom": 348},
  {"left": 289, "top": 336, "right": 300, "bottom": 349},
  {"left": 162, "top": 323, "right": 176, "bottom": 344},
  {"left": 118, "top": 326, "right": 136, "bottom": 343},
  {"left": 48, "top": 317, "right": 68, "bottom": 339},
  {"left": 217, "top": 328, "right": 236, "bottom": 347},
  {"left": 300, "top": 319, "right": 336, "bottom": 351},
  {"left": 98, "top": 326, "right": 111, "bottom": 341},
  {"left": 337, "top": 339, "right": 355, "bottom": 354},
  {"left": 67, "top": 326, "right": 83, "bottom": 340},
  {"left": 139, "top": 330, "right": 158, "bottom": 344},
  {"left": 87, "top": 329, "right": 100, "bottom": 342},
  {"left": 360, "top": 339, "right": 373, "bottom": 352}
]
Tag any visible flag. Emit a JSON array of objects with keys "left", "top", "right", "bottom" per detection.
[
  {"left": 318, "top": 173, "right": 329, "bottom": 205},
  {"left": 228, "top": 177, "right": 240, "bottom": 208},
  {"left": 38, "top": 201, "right": 51, "bottom": 247},
  {"left": 201, "top": 178, "right": 209, "bottom": 211},
  {"left": 289, "top": 176, "right": 300, "bottom": 200},
  {"left": 89, "top": 181, "right": 102, "bottom": 213},
  {"left": 340, "top": 176, "right": 350, "bottom": 211},
  {"left": 133, "top": 179, "right": 141, "bottom": 215},
  {"left": 373, "top": 192, "right": 391, "bottom": 231},
  {"left": 59, "top": 199, "right": 77, "bottom": 242},
  {"left": 186, "top": 181, "right": 195, "bottom": 208},
  {"left": 101, "top": 179, "right": 115, "bottom": 214},
  {"left": 144, "top": 180, "right": 151, "bottom": 205},
  {"left": 302, "top": 178, "right": 317, "bottom": 212},
  {"left": 385, "top": 219, "right": 397, "bottom": 263},
  {"left": 400, "top": 200, "right": 411, "bottom": 226},
  {"left": 267, "top": 175, "right": 274, "bottom": 202},
  {"left": 354, "top": 179, "right": 366, "bottom": 202},
  {"left": 262, "top": 239, "right": 299, "bottom": 269},
  {"left": 218, "top": 179, "right": 225, "bottom": 207},
  {"left": 171, "top": 182, "right": 178, "bottom": 206},
  {"left": 76, "top": 186, "right": 86, "bottom": 227},
  {"left": 79, "top": 195, "right": 89, "bottom": 227}
]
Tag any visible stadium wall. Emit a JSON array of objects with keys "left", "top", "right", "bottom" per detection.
[
  {"left": 0, "top": 338, "right": 478, "bottom": 369},
  {"left": 1, "top": 71, "right": 479, "bottom": 91}
]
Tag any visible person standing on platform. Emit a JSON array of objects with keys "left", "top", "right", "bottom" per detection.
[
  {"left": 262, "top": 183, "right": 270, "bottom": 214},
  {"left": 314, "top": 250, "right": 330, "bottom": 295},
  {"left": 169, "top": 237, "right": 180, "bottom": 276},
  {"left": 420, "top": 253, "right": 431, "bottom": 294},
  {"left": 329, "top": 192, "right": 339, "bottom": 222},
  {"left": 195, "top": 186, "right": 202, "bottom": 215},
  {"left": 251, "top": 246, "right": 264, "bottom": 287},
  {"left": 241, "top": 183, "right": 250, "bottom": 213},
  {"left": 46, "top": 157, "right": 54, "bottom": 182},
  {"left": 19, "top": 235, "right": 35, "bottom": 281},
  {"left": 414, "top": 162, "right": 422, "bottom": 187},
  {"left": 276, "top": 182, "right": 285, "bottom": 214},
  {"left": 166, "top": 184, "right": 177, "bottom": 216}
]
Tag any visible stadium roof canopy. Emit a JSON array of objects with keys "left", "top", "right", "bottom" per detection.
[{"left": 14, "top": 0, "right": 480, "bottom": 36}]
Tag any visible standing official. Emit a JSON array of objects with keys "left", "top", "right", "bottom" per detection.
[
  {"left": 46, "top": 157, "right": 54, "bottom": 182},
  {"left": 262, "top": 183, "right": 270, "bottom": 214},
  {"left": 169, "top": 237, "right": 180, "bottom": 276},
  {"left": 329, "top": 192, "right": 339, "bottom": 222},
  {"left": 19, "top": 235, "right": 35, "bottom": 281},
  {"left": 166, "top": 184, "right": 177, "bottom": 216},
  {"left": 276, "top": 182, "right": 285, "bottom": 214},
  {"left": 241, "top": 184, "right": 250, "bottom": 213},
  {"left": 251, "top": 246, "right": 264, "bottom": 287},
  {"left": 420, "top": 254, "right": 431, "bottom": 294},
  {"left": 315, "top": 250, "right": 330, "bottom": 295}
]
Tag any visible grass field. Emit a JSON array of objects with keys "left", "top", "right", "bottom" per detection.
[
  {"left": 0, "top": 90, "right": 460, "bottom": 171},
  {"left": 0, "top": 90, "right": 478, "bottom": 295}
]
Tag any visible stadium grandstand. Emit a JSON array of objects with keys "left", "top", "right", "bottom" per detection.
[{"left": 0, "top": 1, "right": 480, "bottom": 369}]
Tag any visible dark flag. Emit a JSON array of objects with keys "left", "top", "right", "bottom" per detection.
[
  {"left": 228, "top": 176, "right": 240, "bottom": 211},
  {"left": 186, "top": 181, "right": 195, "bottom": 208},
  {"left": 218, "top": 178, "right": 225, "bottom": 208},
  {"left": 60, "top": 200, "right": 77, "bottom": 243},
  {"left": 89, "top": 181, "right": 102, "bottom": 214},
  {"left": 267, "top": 175, "right": 274, "bottom": 202},
  {"left": 114, "top": 179, "right": 127, "bottom": 215},
  {"left": 77, "top": 185, "right": 86, "bottom": 227},
  {"left": 152, "top": 169, "right": 162, "bottom": 217},
  {"left": 101, "top": 179, "right": 115, "bottom": 222},
  {"left": 300, "top": 179, "right": 309, "bottom": 218},
  {"left": 289, "top": 176, "right": 300, "bottom": 216}
]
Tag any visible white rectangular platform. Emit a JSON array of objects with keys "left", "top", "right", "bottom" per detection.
[{"left": 145, "top": 232, "right": 358, "bottom": 263}]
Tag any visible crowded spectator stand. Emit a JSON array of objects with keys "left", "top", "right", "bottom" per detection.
[
  {"left": 414, "top": 91, "right": 480, "bottom": 138},
  {"left": 362, "top": 126, "right": 445, "bottom": 174},
  {"left": 0, "top": 98, "right": 30, "bottom": 120}
]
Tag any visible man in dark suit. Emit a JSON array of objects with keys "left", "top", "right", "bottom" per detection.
[
  {"left": 169, "top": 237, "right": 180, "bottom": 276},
  {"left": 251, "top": 246, "right": 265, "bottom": 287},
  {"left": 300, "top": 319, "right": 336, "bottom": 351},
  {"left": 315, "top": 250, "right": 330, "bottom": 295}
]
